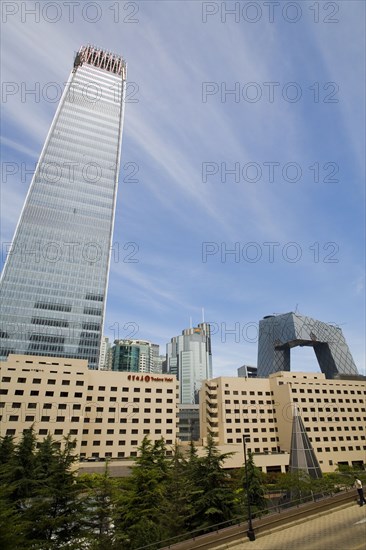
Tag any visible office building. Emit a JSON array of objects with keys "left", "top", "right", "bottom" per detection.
[
  {"left": 0, "top": 45, "right": 127, "bottom": 369},
  {"left": 167, "top": 322, "right": 212, "bottom": 404},
  {"left": 98, "top": 336, "right": 111, "bottom": 370},
  {"left": 0, "top": 354, "right": 178, "bottom": 459},
  {"left": 257, "top": 313, "right": 359, "bottom": 378},
  {"left": 238, "top": 365, "right": 257, "bottom": 378},
  {"left": 200, "top": 371, "right": 366, "bottom": 473},
  {"left": 111, "top": 339, "right": 161, "bottom": 373}
]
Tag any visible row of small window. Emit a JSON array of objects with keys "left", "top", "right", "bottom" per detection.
[
  {"left": 296, "top": 407, "right": 365, "bottom": 413},
  {"left": 2, "top": 376, "right": 84, "bottom": 386},
  {"left": 316, "top": 446, "right": 366, "bottom": 452},
  {"left": 293, "top": 397, "right": 364, "bottom": 404},
  {"left": 308, "top": 426, "right": 364, "bottom": 433},
  {"left": 227, "top": 428, "right": 278, "bottom": 433},
  {"left": 0, "top": 389, "right": 83, "bottom": 398},
  {"left": 224, "top": 400, "right": 275, "bottom": 405},
  {"left": 7, "top": 415, "right": 80, "bottom": 422},
  {"left": 226, "top": 418, "right": 277, "bottom": 424},
  {"left": 85, "top": 439, "right": 174, "bottom": 446},
  {"left": 81, "top": 451, "right": 174, "bottom": 459},
  {"left": 84, "top": 418, "right": 174, "bottom": 424},
  {"left": 226, "top": 440, "right": 279, "bottom": 450},
  {"left": 225, "top": 409, "right": 274, "bottom": 414},
  {"left": 292, "top": 388, "right": 364, "bottom": 395},
  {"left": 224, "top": 389, "right": 273, "bottom": 396},
  {"left": 310, "top": 436, "right": 362, "bottom": 442},
  {"left": 88, "top": 386, "right": 173, "bottom": 394},
  {"left": 303, "top": 417, "right": 366, "bottom": 423}
]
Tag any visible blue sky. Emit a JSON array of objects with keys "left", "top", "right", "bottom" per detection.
[{"left": 1, "top": 1, "right": 365, "bottom": 375}]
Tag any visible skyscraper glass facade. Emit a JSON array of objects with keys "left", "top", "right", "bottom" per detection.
[
  {"left": 167, "top": 322, "right": 213, "bottom": 404},
  {"left": 0, "top": 46, "right": 127, "bottom": 369}
]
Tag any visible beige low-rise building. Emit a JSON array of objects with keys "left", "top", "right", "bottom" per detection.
[
  {"left": 2, "top": 356, "right": 365, "bottom": 474},
  {"left": 0, "top": 355, "right": 178, "bottom": 459},
  {"left": 200, "top": 371, "right": 366, "bottom": 473}
]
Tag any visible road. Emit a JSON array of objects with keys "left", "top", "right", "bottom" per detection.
[{"left": 233, "top": 503, "right": 366, "bottom": 550}]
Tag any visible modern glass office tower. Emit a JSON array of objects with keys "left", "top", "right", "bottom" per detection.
[
  {"left": 111, "top": 340, "right": 161, "bottom": 373},
  {"left": 167, "top": 323, "right": 213, "bottom": 404},
  {"left": 0, "top": 45, "right": 127, "bottom": 369}
]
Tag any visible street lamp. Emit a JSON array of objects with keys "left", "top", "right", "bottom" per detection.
[{"left": 243, "top": 435, "right": 255, "bottom": 541}]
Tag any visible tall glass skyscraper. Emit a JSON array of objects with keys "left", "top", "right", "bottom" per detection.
[
  {"left": 0, "top": 45, "right": 127, "bottom": 369},
  {"left": 167, "top": 323, "right": 213, "bottom": 404}
]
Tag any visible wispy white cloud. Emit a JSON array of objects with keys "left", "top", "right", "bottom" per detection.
[{"left": 1, "top": 1, "right": 364, "bottom": 371}]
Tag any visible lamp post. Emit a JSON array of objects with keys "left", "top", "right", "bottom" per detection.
[{"left": 243, "top": 435, "right": 255, "bottom": 541}]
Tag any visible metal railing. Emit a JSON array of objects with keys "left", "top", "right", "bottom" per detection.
[{"left": 131, "top": 486, "right": 354, "bottom": 550}]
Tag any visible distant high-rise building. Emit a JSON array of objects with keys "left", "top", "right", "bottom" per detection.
[
  {"left": 111, "top": 339, "right": 161, "bottom": 373},
  {"left": 0, "top": 46, "right": 127, "bottom": 369},
  {"left": 238, "top": 365, "right": 257, "bottom": 378},
  {"left": 167, "top": 322, "right": 212, "bottom": 404},
  {"left": 257, "top": 313, "right": 358, "bottom": 379},
  {"left": 98, "top": 336, "right": 111, "bottom": 370},
  {"left": 153, "top": 354, "right": 166, "bottom": 375}
]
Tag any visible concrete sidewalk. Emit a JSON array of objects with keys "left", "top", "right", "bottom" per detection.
[{"left": 232, "top": 502, "right": 366, "bottom": 550}]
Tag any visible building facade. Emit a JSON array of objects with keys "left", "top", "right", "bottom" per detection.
[
  {"left": 257, "top": 313, "right": 359, "bottom": 379},
  {"left": 0, "top": 45, "right": 127, "bottom": 369},
  {"left": 200, "top": 371, "right": 366, "bottom": 472},
  {"left": 111, "top": 340, "right": 161, "bottom": 373},
  {"left": 167, "top": 322, "right": 213, "bottom": 404},
  {"left": 98, "top": 336, "right": 111, "bottom": 370},
  {"left": 238, "top": 365, "right": 257, "bottom": 378},
  {"left": 0, "top": 354, "right": 178, "bottom": 459}
]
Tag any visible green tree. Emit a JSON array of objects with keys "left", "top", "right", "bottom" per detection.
[
  {"left": 81, "top": 464, "right": 121, "bottom": 550},
  {"left": 8, "top": 427, "right": 37, "bottom": 507},
  {"left": 241, "top": 450, "right": 267, "bottom": 517},
  {"left": 115, "top": 436, "right": 170, "bottom": 549},
  {"left": 0, "top": 434, "right": 15, "bottom": 466},
  {"left": 190, "top": 434, "right": 237, "bottom": 530},
  {"left": 162, "top": 444, "right": 196, "bottom": 539},
  {"left": 0, "top": 435, "right": 26, "bottom": 549}
]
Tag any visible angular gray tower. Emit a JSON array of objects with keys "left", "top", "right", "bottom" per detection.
[
  {"left": 0, "top": 46, "right": 127, "bottom": 369},
  {"left": 257, "top": 312, "right": 358, "bottom": 379}
]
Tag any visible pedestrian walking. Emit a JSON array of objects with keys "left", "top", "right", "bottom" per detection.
[{"left": 354, "top": 478, "right": 366, "bottom": 506}]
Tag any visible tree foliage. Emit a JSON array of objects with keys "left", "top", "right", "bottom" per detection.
[
  {"left": 0, "top": 430, "right": 358, "bottom": 549},
  {"left": 241, "top": 450, "right": 267, "bottom": 517}
]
